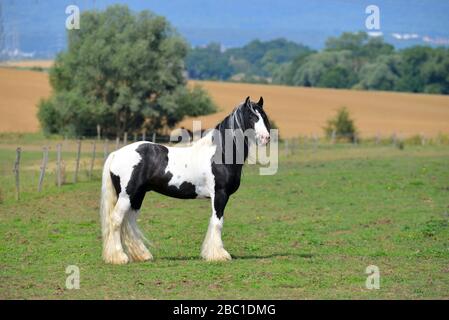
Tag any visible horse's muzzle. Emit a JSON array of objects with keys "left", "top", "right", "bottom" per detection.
[{"left": 258, "top": 134, "right": 270, "bottom": 145}]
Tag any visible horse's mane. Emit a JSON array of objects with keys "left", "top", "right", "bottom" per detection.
[
  {"left": 216, "top": 104, "right": 244, "bottom": 133},
  {"left": 212, "top": 102, "right": 258, "bottom": 164}
]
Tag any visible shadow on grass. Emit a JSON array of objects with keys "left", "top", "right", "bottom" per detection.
[
  {"left": 233, "top": 252, "right": 314, "bottom": 259},
  {"left": 158, "top": 252, "right": 313, "bottom": 261}
]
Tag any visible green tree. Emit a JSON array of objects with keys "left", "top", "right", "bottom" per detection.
[
  {"left": 272, "top": 50, "right": 315, "bottom": 84},
  {"left": 227, "top": 38, "right": 313, "bottom": 78},
  {"left": 326, "top": 32, "right": 394, "bottom": 74},
  {"left": 395, "top": 46, "right": 432, "bottom": 93},
  {"left": 290, "top": 51, "right": 356, "bottom": 88},
  {"left": 355, "top": 54, "right": 401, "bottom": 91},
  {"left": 185, "top": 43, "right": 233, "bottom": 80},
  {"left": 185, "top": 38, "right": 313, "bottom": 82},
  {"left": 38, "top": 5, "right": 216, "bottom": 137},
  {"left": 394, "top": 46, "right": 449, "bottom": 94},
  {"left": 324, "top": 107, "right": 357, "bottom": 142},
  {"left": 361, "top": 37, "right": 395, "bottom": 60},
  {"left": 420, "top": 47, "right": 449, "bottom": 94},
  {"left": 325, "top": 32, "right": 369, "bottom": 56},
  {"left": 319, "top": 65, "right": 353, "bottom": 88}
]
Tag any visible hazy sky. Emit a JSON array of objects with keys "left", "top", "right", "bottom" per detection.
[{"left": 2, "top": 0, "right": 449, "bottom": 57}]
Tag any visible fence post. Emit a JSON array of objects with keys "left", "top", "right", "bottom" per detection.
[
  {"left": 96, "top": 124, "right": 101, "bottom": 140},
  {"left": 353, "top": 133, "right": 358, "bottom": 146},
  {"left": 73, "top": 139, "right": 81, "bottom": 184},
  {"left": 103, "top": 138, "right": 109, "bottom": 161},
  {"left": 291, "top": 138, "right": 297, "bottom": 155},
  {"left": 152, "top": 132, "right": 156, "bottom": 143},
  {"left": 115, "top": 136, "right": 120, "bottom": 150},
  {"left": 376, "top": 132, "right": 381, "bottom": 145},
  {"left": 38, "top": 146, "right": 49, "bottom": 192},
  {"left": 56, "top": 143, "right": 62, "bottom": 188},
  {"left": 420, "top": 133, "right": 426, "bottom": 146},
  {"left": 392, "top": 132, "right": 397, "bottom": 147},
  {"left": 13, "top": 147, "right": 21, "bottom": 200},
  {"left": 89, "top": 141, "right": 96, "bottom": 180},
  {"left": 123, "top": 132, "right": 128, "bottom": 145},
  {"left": 331, "top": 129, "right": 336, "bottom": 144},
  {"left": 142, "top": 131, "right": 146, "bottom": 142},
  {"left": 313, "top": 134, "right": 319, "bottom": 150}
]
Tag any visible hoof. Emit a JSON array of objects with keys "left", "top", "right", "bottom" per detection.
[
  {"left": 201, "top": 248, "right": 232, "bottom": 262},
  {"left": 130, "top": 251, "right": 153, "bottom": 262},
  {"left": 103, "top": 251, "right": 129, "bottom": 265}
]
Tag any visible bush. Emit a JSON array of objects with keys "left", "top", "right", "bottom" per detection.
[
  {"left": 38, "top": 91, "right": 98, "bottom": 137},
  {"left": 324, "top": 107, "right": 357, "bottom": 142}
]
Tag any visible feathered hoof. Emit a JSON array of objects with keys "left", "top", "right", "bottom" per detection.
[
  {"left": 129, "top": 251, "right": 153, "bottom": 262},
  {"left": 201, "top": 248, "right": 232, "bottom": 262},
  {"left": 103, "top": 251, "right": 129, "bottom": 265}
]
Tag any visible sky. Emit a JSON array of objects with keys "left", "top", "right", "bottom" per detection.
[{"left": 1, "top": 0, "right": 449, "bottom": 58}]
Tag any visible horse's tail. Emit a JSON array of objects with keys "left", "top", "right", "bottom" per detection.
[{"left": 100, "top": 152, "right": 117, "bottom": 259}]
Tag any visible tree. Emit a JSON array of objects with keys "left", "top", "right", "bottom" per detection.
[
  {"left": 185, "top": 43, "right": 233, "bottom": 80},
  {"left": 325, "top": 32, "right": 369, "bottom": 57},
  {"left": 355, "top": 54, "right": 401, "bottom": 91},
  {"left": 272, "top": 50, "right": 315, "bottom": 84},
  {"left": 420, "top": 47, "right": 449, "bottom": 94},
  {"left": 361, "top": 37, "right": 394, "bottom": 61},
  {"left": 325, "top": 31, "right": 394, "bottom": 74},
  {"left": 183, "top": 31, "right": 449, "bottom": 95},
  {"left": 324, "top": 107, "right": 357, "bottom": 142},
  {"left": 227, "top": 38, "right": 313, "bottom": 78},
  {"left": 290, "top": 50, "right": 357, "bottom": 88},
  {"left": 38, "top": 5, "right": 216, "bottom": 137},
  {"left": 394, "top": 46, "right": 432, "bottom": 93},
  {"left": 185, "top": 38, "right": 313, "bottom": 82}
]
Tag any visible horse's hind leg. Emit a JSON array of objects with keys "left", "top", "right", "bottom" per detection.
[
  {"left": 103, "top": 197, "right": 130, "bottom": 264},
  {"left": 121, "top": 210, "right": 153, "bottom": 262}
]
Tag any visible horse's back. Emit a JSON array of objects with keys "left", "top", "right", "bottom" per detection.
[{"left": 109, "top": 140, "right": 215, "bottom": 207}]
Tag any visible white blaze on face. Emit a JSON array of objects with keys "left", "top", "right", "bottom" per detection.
[{"left": 254, "top": 110, "right": 270, "bottom": 145}]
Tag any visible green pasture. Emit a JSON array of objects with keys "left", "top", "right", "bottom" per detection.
[{"left": 0, "top": 135, "right": 448, "bottom": 299}]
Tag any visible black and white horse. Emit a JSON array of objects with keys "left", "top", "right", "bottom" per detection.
[{"left": 100, "top": 96, "right": 271, "bottom": 264}]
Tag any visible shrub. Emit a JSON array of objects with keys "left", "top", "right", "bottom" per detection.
[{"left": 324, "top": 107, "right": 357, "bottom": 142}]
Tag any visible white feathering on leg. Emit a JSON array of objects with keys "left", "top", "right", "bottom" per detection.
[
  {"left": 121, "top": 210, "right": 152, "bottom": 262},
  {"left": 201, "top": 215, "right": 231, "bottom": 261}
]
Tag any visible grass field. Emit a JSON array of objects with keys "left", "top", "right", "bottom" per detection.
[
  {"left": 1, "top": 135, "right": 448, "bottom": 299},
  {"left": 1, "top": 67, "right": 449, "bottom": 138}
]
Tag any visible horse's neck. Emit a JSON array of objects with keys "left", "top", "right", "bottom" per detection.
[
  {"left": 191, "top": 110, "right": 249, "bottom": 165},
  {"left": 191, "top": 128, "right": 249, "bottom": 164}
]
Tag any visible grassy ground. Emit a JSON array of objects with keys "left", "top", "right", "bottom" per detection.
[{"left": 0, "top": 136, "right": 448, "bottom": 299}]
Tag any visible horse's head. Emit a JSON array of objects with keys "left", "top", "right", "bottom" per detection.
[{"left": 242, "top": 96, "right": 271, "bottom": 145}]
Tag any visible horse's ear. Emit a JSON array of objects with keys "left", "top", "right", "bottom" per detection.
[
  {"left": 257, "top": 96, "right": 264, "bottom": 107},
  {"left": 244, "top": 96, "right": 251, "bottom": 106}
]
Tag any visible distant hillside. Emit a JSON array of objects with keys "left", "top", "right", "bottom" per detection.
[{"left": 186, "top": 33, "right": 449, "bottom": 95}]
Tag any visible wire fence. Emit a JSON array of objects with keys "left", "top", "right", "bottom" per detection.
[{"left": 0, "top": 130, "right": 448, "bottom": 203}]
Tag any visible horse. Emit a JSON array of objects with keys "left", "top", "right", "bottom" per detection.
[{"left": 100, "top": 96, "right": 271, "bottom": 264}]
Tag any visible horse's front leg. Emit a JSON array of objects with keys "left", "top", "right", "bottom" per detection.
[{"left": 201, "top": 189, "right": 232, "bottom": 261}]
